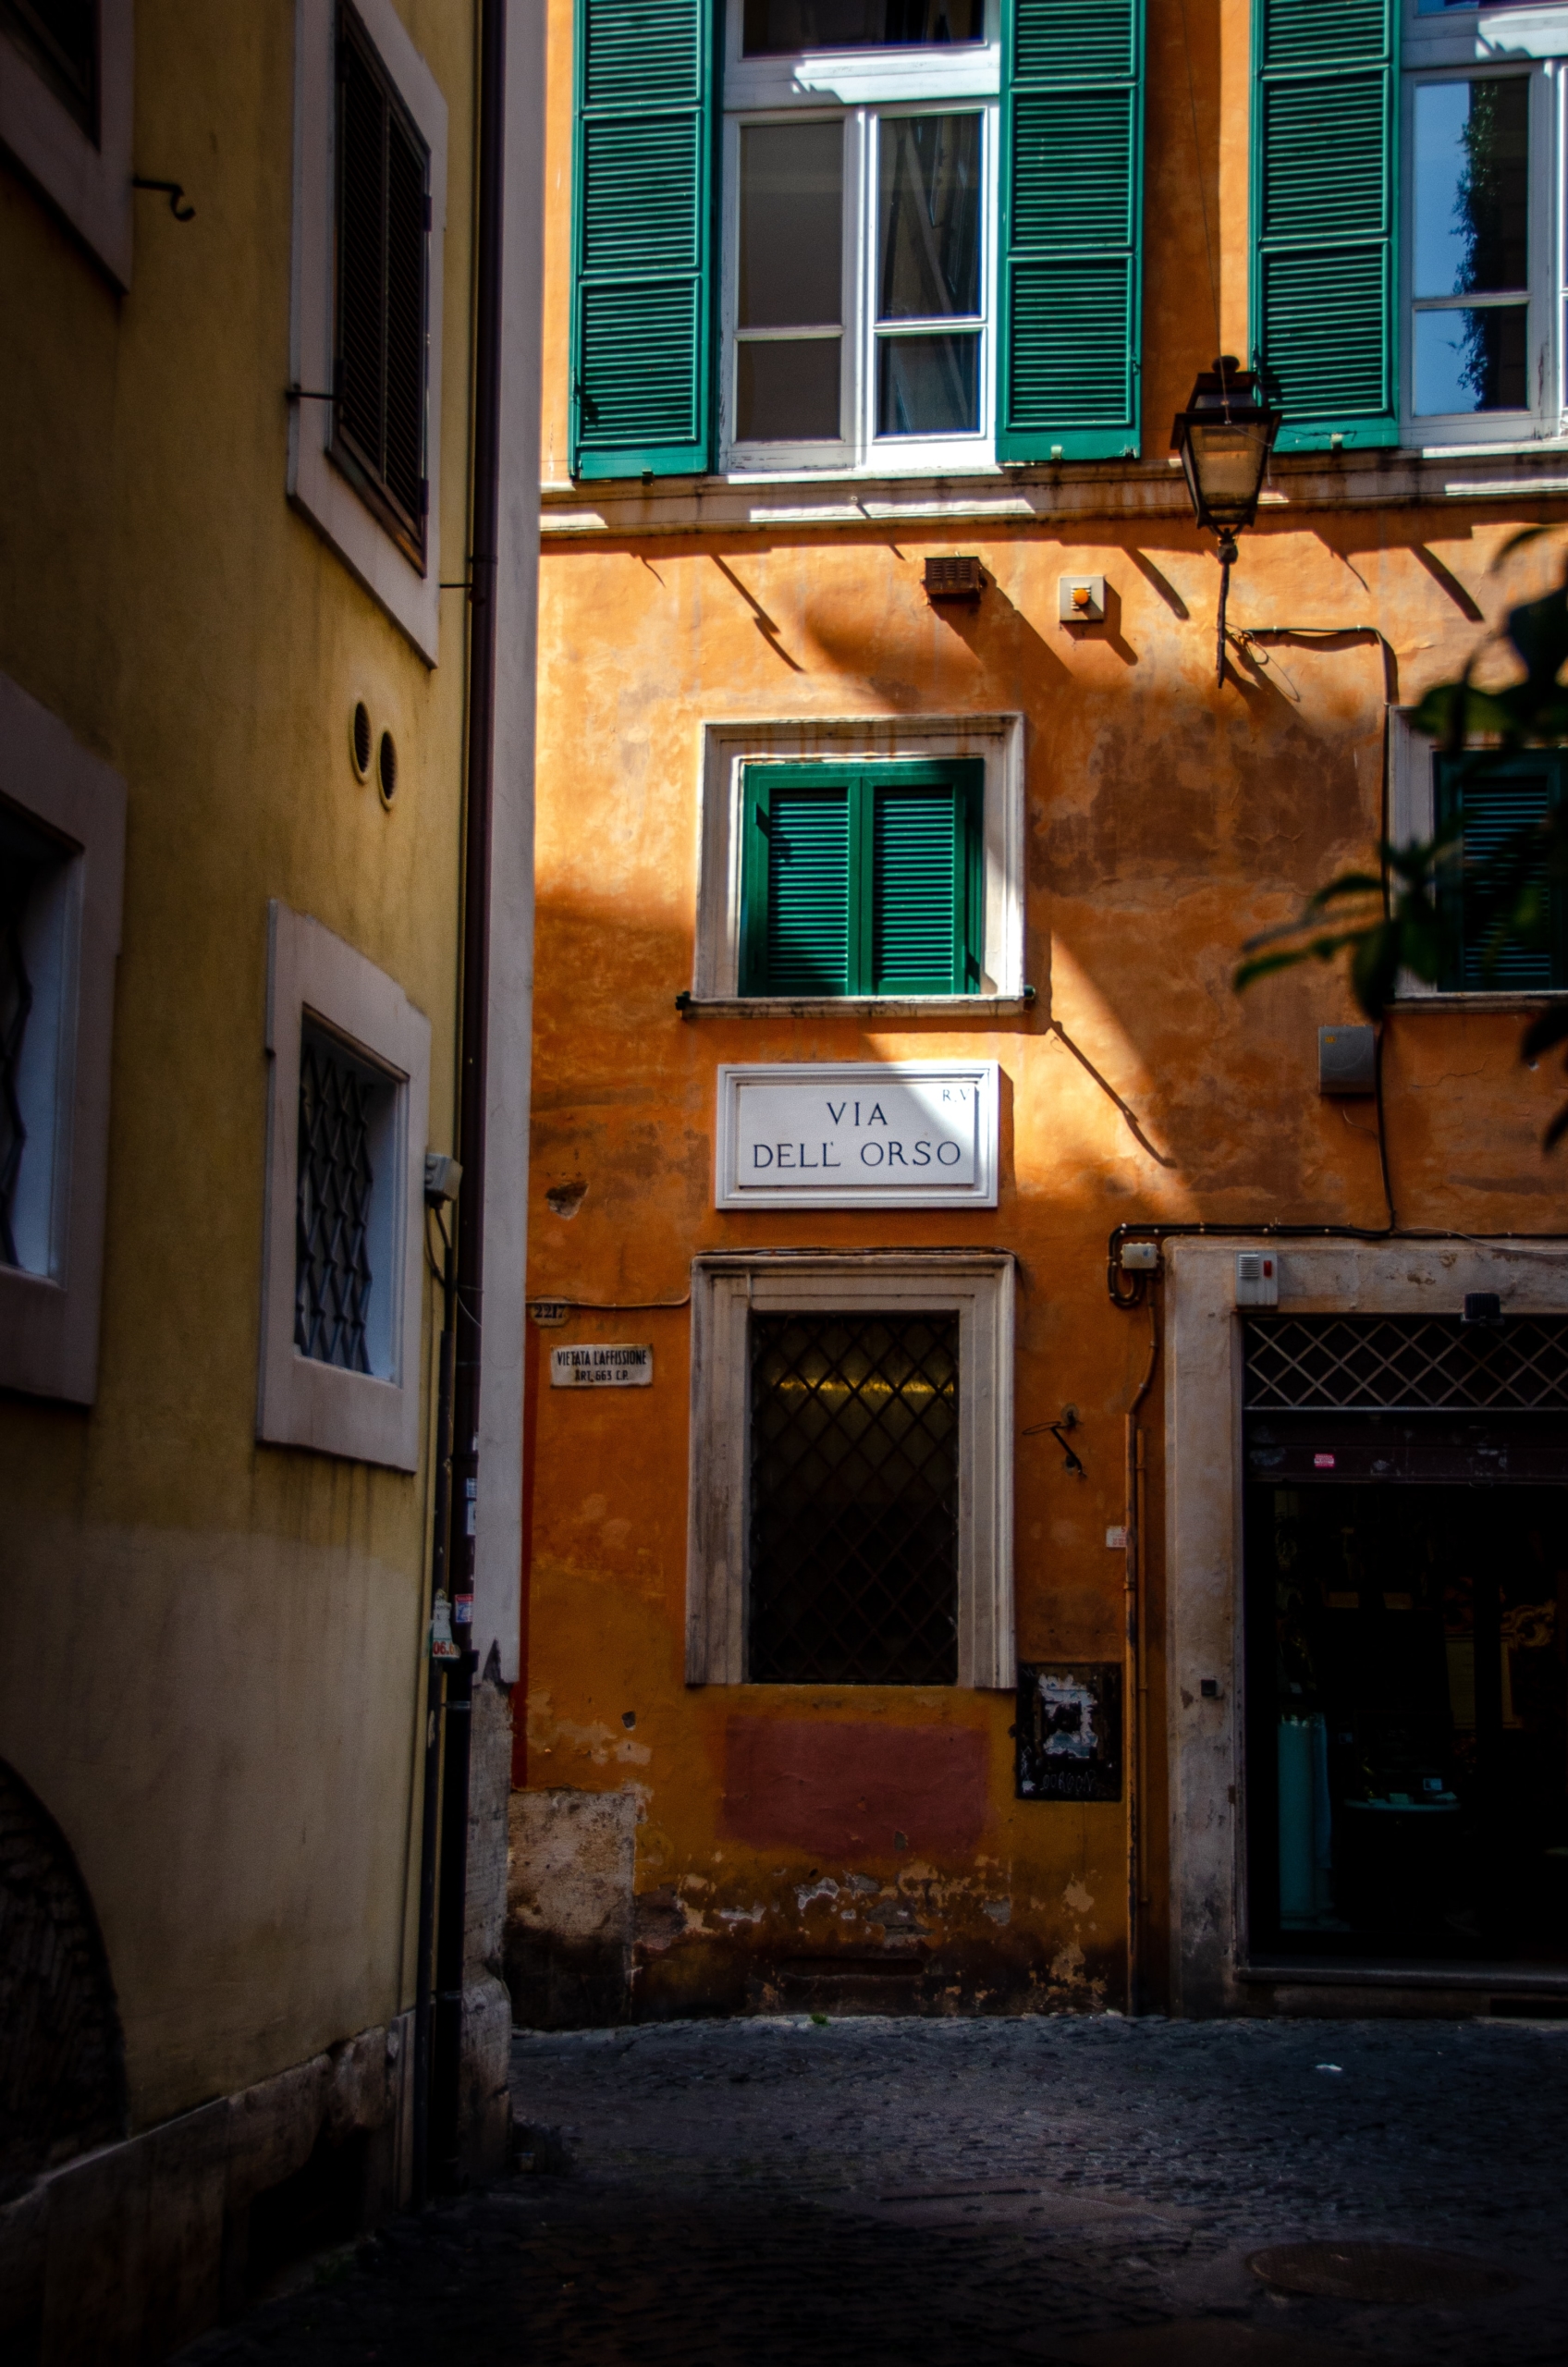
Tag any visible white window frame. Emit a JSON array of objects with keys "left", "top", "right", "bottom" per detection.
[
  {"left": 685, "top": 1248, "right": 1015, "bottom": 1689},
  {"left": 0, "top": 672, "right": 126, "bottom": 1404},
  {"left": 288, "top": 0, "right": 447, "bottom": 664},
  {"left": 691, "top": 711, "right": 1026, "bottom": 1007},
  {"left": 259, "top": 901, "right": 430, "bottom": 1469},
  {"left": 720, "top": 6, "right": 1002, "bottom": 478},
  {"left": 1390, "top": 704, "right": 1568, "bottom": 1002},
  {"left": 0, "top": 0, "right": 133, "bottom": 286},
  {"left": 1402, "top": 4, "right": 1568, "bottom": 448}
]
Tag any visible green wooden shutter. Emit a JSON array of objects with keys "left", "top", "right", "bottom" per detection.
[
  {"left": 1252, "top": 0, "right": 1398, "bottom": 452},
  {"left": 741, "top": 764, "right": 980, "bottom": 997},
  {"left": 998, "top": 0, "right": 1145, "bottom": 463},
  {"left": 871, "top": 773, "right": 983, "bottom": 995},
  {"left": 1436, "top": 754, "right": 1567, "bottom": 991},
  {"left": 571, "top": 0, "right": 716, "bottom": 481},
  {"left": 741, "top": 773, "right": 852, "bottom": 996}
]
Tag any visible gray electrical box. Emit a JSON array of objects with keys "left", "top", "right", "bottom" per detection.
[
  {"left": 1236, "top": 1250, "right": 1280, "bottom": 1307},
  {"left": 1318, "top": 1024, "right": 1377, "bottom": 1097},
  {"left": 1317, "top": 1027, "right": 1383, "bottom": 1098}
]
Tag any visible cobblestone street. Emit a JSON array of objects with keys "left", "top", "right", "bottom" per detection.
[{"left": 184, "top": 2012, "right": 1568, "bottom": 2367}]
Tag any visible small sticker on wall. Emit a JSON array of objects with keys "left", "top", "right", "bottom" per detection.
[
  {"left": 1314, "top": 1453, "right": 1336, "bottom": 1469},
  {"left": 550, "top": 1343, "right": 653, "bottom": 1389}
]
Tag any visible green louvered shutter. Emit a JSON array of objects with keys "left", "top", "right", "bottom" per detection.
[
  {"left": 740, "top": 765, "right": 980, "bottom": 996},
  {"left": 571, "top": 0, "right": 716, "bottom": 480},
  {"left": 1252, "top": 0, "right": 1398, "bottom": 451},
  {"left": 872, "top": 777, "right": 981, "bottom": 995},
  {"left": 1437, "top": 755, "right": 1568, "bottom": 991},
  {"left": 998, "top": 0, "right": 1145, "bottom": 463},
  {"left": 741, "top": 774, "right": 852, "bottom": 996}
]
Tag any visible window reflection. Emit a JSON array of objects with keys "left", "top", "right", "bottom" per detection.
[{"left": 1411, "top": 76, "right": 1528, "bottom": 416}]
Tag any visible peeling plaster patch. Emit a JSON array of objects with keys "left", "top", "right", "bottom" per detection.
[
  {"left": 1063, "top": 1880, "right": 1095, "bottom": 1914},
  {"left": 848, "top": 1873, "right": 880, "bottom": 1895},
  {"left": 795, "top": 1878, "right": 840, "bottom": 1910},
  {"left": 717, "top": 1904, "right": 766, "bottom": 1925},
  {"left": 983, "top": 1899, "right": 1012, "bottom": 1924},
  {"left": 545, "top": 1178, "right": 588, "bottom": 1219},
  {"left": 1050, "top": 1939, "right": 1086, "bottom": 1984}
]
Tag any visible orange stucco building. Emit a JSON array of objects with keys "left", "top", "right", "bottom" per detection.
[{"left": 511, "top": 0, "right": 1568, "bottom": 2022}]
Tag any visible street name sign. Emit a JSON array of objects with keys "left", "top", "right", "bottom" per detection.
[
  {"left": 715, "top": 1061, "right": 999, "bottom": 1209},
  {"left": 550, "top": 1343, "right": 654, "bottom": 1388}
]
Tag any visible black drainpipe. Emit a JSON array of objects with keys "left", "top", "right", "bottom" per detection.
[{"left": 431, "top": 0, "right": 508, "bottom": 2194}]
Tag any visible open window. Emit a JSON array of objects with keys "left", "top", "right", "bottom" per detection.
[{"left": 0, "top": 670, "right": 126, "bottom": 1405}]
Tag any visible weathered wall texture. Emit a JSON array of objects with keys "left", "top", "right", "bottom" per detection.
[
  {"left": 0, "top": 6, "right": 538, "bottom": 2343},
  {"left": 515, "top": 0, "right": 1568, "bottom": 2020}
]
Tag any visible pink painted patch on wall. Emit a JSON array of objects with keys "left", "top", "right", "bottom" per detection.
[{"left": 720, "top": 1718, "right": 989, "bottom": 1855}]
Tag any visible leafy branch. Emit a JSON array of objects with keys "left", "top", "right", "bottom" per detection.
[{"left": 1235, "top": 539, "right": 1568, "bottom": 1147}]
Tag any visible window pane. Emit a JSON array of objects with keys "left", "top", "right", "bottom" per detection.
[
  {"left": 739, "top": 121, "right": 843, "bottom": 328},
  {"left": 748, "top": 1312, "right": 959, "bottom": 1686},
  {"left": 742, "top": 0, "right": 981, "bottom": 55},
  {"left": 1413, "top": 77, "right": 1528, "bottom": 299},
  {"left": 878, "top": 113, "right": 982, "bottom": 322},
  {"left": 1413, "top": 304, "right": 1527, "bottom": 413},
  {"left": 737, "top": 338, "right": 842, "bottom": 439},
  {"left": 876, "top": 331, "right": 980, "bottom": 434}
]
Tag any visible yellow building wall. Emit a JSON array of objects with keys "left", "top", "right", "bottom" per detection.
[
  {"left": 521, "top": 0, "right": 1568, "bottom": 2015},
  {"left": 0, "top": 1, "right": 475, "bottom": 2125}
]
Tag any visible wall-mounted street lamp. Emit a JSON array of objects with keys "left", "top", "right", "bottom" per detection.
[{"left": 1170, "top": 357, "right": 1281, "bottom": 685}]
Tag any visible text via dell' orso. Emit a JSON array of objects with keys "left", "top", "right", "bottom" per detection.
[{"left": 738, "top": 1079, "right": 977, "bottom": 1184}]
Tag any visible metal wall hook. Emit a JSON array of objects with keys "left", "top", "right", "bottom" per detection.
[{"left": 131, "top": 177, "right": 195, "bottom": 221}]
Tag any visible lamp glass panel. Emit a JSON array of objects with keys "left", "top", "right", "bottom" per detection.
[{"left": 1188, "top": 421, "right": 1269, "bottom": 520}]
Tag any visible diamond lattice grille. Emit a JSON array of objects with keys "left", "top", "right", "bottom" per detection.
[
  {"left": 1244, "top": 1314, "right": 1568, "bottom": 1412},
  {"left": 749, "top": 1311, "right": 958, "bottom": 1685},
  {"left": 295, "top": 1032, "right": 375, "bottom": 1373}
]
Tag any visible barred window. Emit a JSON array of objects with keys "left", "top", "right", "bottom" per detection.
[
  {"left": 749, "top": 1310, "right": 959, "bottom": 1684},
  {"left": 294, "top": 1023, "right": 394, "bottom": 1375}
]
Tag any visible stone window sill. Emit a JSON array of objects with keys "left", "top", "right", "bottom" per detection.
[{"left": 676, "top": 992, "right": 1035, "bottom": 1020}]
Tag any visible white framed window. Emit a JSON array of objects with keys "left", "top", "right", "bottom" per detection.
[
  {"left": 1390, "top": 705, "right": 1568, "bottom": 999},
  {"left": 288, "top": 0, "right": 447, "bottom": 664},
  {"left": 0, "top": 670, "right": 126, "bottom": 1404},
  {"left": 259, "top": 901, "right": 430, "bottom": 1469},
  {"left": 685, "top": 1249, "right": 1015, "bottom": 1689},
  {"left": 691, "top": 712, "right": 1025, "bottom": 1006},
  {"left": 1402, "top": 3, "right": 1568, "bottom": 447},
  {"left": 721, "top": 2, "right": 1001, "bottom": 475},
  {"left": 0, "top": 0, "right": 133, "bottom": 286}
]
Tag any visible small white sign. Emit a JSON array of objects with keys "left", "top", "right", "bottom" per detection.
[
  {"left": 716, "top": 1061, "right": 999, "bottom": 1209},
  {"left": 550, "top": 1343, "right": 653, "bottom": 1389}
]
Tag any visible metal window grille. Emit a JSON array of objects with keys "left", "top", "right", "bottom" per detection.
[
  {"left": 1243, "top": 1313, "right": 1568, "bottom": 1414},
  {"left": 295, "top": 1030, "right": 377, "bottom": 1373},
  {"left": 0, "top": 0, "right": 97, "bottom": 134},
  {"left": 335, "top": 3, "right": 430, "bottom": 564},
  {"left": 749, "top": 1311, "right": 958, "bottom": 1684},
  {"left": 0, "top": 846, "right": 37, "bottom": 1270}
]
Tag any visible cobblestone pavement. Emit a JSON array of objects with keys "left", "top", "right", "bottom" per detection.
[{"left": 185, "top": 2013, "right": 1568, "bottom": 2367}]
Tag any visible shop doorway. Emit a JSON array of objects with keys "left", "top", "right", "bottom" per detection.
[
  {"left": 1241, "top": 1313, "right": 1568, "bottom": 1966},
  {"left": 1245, "top": 1481, "right": 1568, "bottom": 1958}
]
